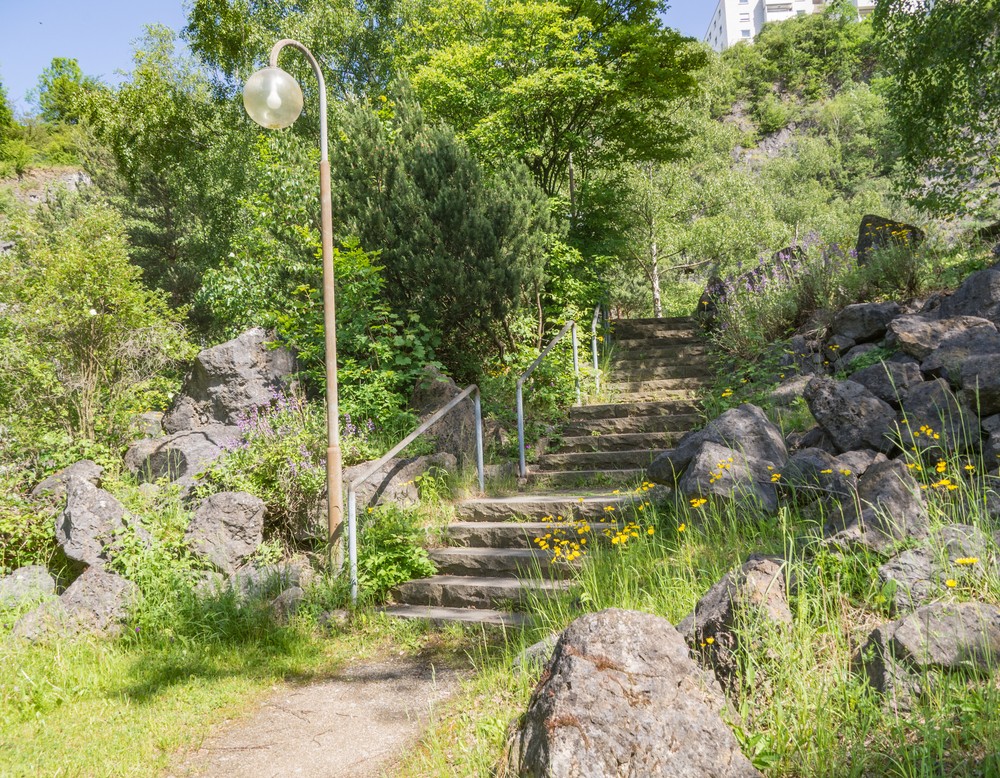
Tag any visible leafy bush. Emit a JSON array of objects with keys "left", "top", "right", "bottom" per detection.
[
  {"left": 0, "top": 470, "right": 57, "bottom": 575},
  {"left": 356, "top": 504, "right": 436, "bottom": 603}
]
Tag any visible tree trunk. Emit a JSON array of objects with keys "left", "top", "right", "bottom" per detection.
[{"left": 647, "top": 164, "right": 662, "bottom": 318}]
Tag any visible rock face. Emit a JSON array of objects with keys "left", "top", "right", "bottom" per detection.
[
  {"left": 937, "top": 265, "right": 1000, "bottom": 326},
  {"left": 898, "top": 379, "right": 975, "bottom": 454},
  {"left": 56, "top": 479, "right": 150, "bottom": 568},
  {"left": 855, "top": 215, "right": 925, "bottom": 264},
  {"left": 0, "top": 565, "right": 56, "bottom": 608},
  {"left": 886, "top": 315, "right": 997, "bottom": 361},
  {"left": 124, "top": 425, "right": 240, "bottom": 485},
  {"left": 410, "top": 365, "right": 478, "bottom": 465},
  {"left": 804, "top": 377, "right": 897, "bottom": 454},
  {"left": 31, "top": 460, "right": 104, "bottom": 500},
  {"left": 162, "top": 328, "right": 295, "bottom": 433},
  {"left": 12, "top": 567, "right": 137, "bottom": 641},
  {"left": 848, "top": 361, "right": 923, "bottom": 408},
  {"left": 677, "top": 442, "right": 778, "bottom": 513},
  {"left": 506, "top": 609, "right": 761, "bottom": 778},
  {"left": 857, "top": 602, "right": 1000, "bottom": 702},
  {"left": 676, "top": 555, "right": 791, "bottom": 691},
  {"left": 831, "top": 302, "right": 901, "bottom": 343},
  {"left": 185, "top": 491, "right": 266, "bottom": 574},
  {"left": 960, "top": 354, "right": 1000, "bottom": 415}
]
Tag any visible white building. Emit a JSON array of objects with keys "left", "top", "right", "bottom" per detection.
[{"left": 704, "top": 0, "right": 876, "bottom": 52}]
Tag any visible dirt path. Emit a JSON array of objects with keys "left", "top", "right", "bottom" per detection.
[{"left": 170, "top": 656, "right": 465, "bottom": 778}]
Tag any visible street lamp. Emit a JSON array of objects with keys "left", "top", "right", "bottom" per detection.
[{"left": 243, "top": 40, "right": 344, "bottom": 568}]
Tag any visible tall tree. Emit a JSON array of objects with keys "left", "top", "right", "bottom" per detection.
[
  {"left": 0, "top": 78, "right": 14, "bottom": 140},
  {"left": 396, "top": 0, "right": 706, "bottom": 195},
  {"left": 32, "top": 58, "right": 101, "bottom": 124},
  {"left": 874, "top": 0, "right": 1000, "bottom": 214}
]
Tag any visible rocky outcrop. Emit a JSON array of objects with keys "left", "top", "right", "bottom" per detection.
[
  {"left": 409, "top": 365, "right": 477, "bottom": 465},
  {"left": 855, "top": 215, "right": 925, "bottom": 265},
  {"left": 185, "top": 491, "right": 266, "bottom": 575},
  {"left": 506, "top": 609, "right": 761, "bottom": 778},
  {"left": 56, "top": 479, "right": 150, "bottom": 569},
  {"left": 937, "top": 264, "right": 1000, "bottom": 326},
  {"left": 124, "top": 425, "right": 240, "bottom": 487},
  {"left": 831, "top": 302, "right": 901, "bottom": 343},
  {"left": 804, "top": 377, "right": 897, "bottom": 454},
  {"left": 31, "top": 460, "right": 103, "bottom": 500}
]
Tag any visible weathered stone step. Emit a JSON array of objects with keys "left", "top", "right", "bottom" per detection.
[
  {"left": 613, "top": 335, "right": 704, "bottom": 349},
  {"left": 557, "top": 432, "right": 682, "bottom": 453},
  {"left": 534, "top": 449, "right": 663, "bottom": 472},
  {"left": 381, "top": 604, "right": 531, "bottom": 627},
  {"left": 523, "top": 469, "right": 646, "bottom": 487},
  {"left": 610, "top": 390, "right": 701, "bottom": 404},
  {"left": 610, "top": 351, "right": 711, "bottom": 370},
  {"left": 611, "top": 318, "right": 698, "bottom": 337},
  {"left": 427, "top": 547, "right": 579, "bottom": 578},
  {"left": 570, "top": 400, "right": 699, "bottom": 419},
  {"left": 563, "top": 413, "right": 702, "bottom": 436},
  {"left": 394, "top": 574, "right": 568, "bottom": 610},
  {"left": 609, "top": 365, "right": 715, "bottom": 383},
  {"left": 607, "top": 377, "right": 710, "bottom": 394},
  {"left": 447, "top": 521, "right": 620, "bottom": 548},
  {"left": 455, "top": 493, "right": 652, "bottom": 522}
]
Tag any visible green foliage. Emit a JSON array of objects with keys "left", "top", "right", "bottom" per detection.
[
  {"left": 0, "top": 471, "right": 57, "bottom": 575},
  {"left": 0, "top": 138, "right": 35, "bottom": 179},
  {"left": 0, "top": 79, "right": 13, "bottom": 138},
  {"left": 356, "top": 504, "right": 436, "bottom": 602},
  {"left": 31, "top": 57, "right": 101, "bottom": 124},
  {"left": 0, "top": 193, "right": 193, "bottom": 449},
  {"left": 399, "top": 0, "right": 707, "bottom": 195},
  {"left": 874, "top": 0, "right": 1000, "bottom": 215}
]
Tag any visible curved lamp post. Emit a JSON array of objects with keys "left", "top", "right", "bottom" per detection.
[{"left": 243, "top": 40, "right": 344, "bottom": 568}]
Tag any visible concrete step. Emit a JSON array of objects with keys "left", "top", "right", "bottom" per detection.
[
  {"left": 563, "top": 413, "right": 702, "bottom": 436},
  {"left": 570, "top": 399, "right": 700, "bottom": 419},
  {"left": 447, "top": 521, "right": 620, "bottom": 548},
  {"left": 610, "top": 318, "right": 699, "bottom": 338},
  {"left": 612, "top": 336, "right": 707, "bottom": 352},
  {"left": 606, "top": 377, "right": 710, "bottom": 394},
  {"left": 427, "top": 547, "right": 580, "bottom": 578},
  {"left": 610, "top": 391, "right": 701, "bottom": 404},
  {"left": 610, "top": 352, "right": 711, "bottom": 370},
  {"left": 534, "top": 449, "right": 663, "bottom": 472},
  {"left": 556, "top": 431, "right": 682, "bottom": 453},
  {"left": 393, "top": 574, "right": 568, "bottom": 610},
  {"left": 523, "top": 469, "right": 646, "bottom": 487},
  {"left": 609, "top": 365, "right": 715, "bottom": 383},
  {"left": 455, "top": 492, "right": 653, "bottom": 522},
  {"left": 381, "top": 604, "right": 532, "bottom": 627}
]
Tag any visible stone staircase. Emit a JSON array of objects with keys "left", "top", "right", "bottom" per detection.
[{"left": 383, "top": 316, "right": 712, "bottom": 626}]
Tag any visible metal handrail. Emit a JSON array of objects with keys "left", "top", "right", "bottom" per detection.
[
  {"left": 516, "top": 320, "right": 580, "bottom": 478},
  {"left": 346, "top": 384, "right": 485, "bottom": 603},
  {"left": 590, "top": 303, "right": 603, "bottom": 393}
]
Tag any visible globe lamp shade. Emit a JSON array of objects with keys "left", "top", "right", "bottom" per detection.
[{"left": 243, "top": 67, "right": 304, "bottom": 129}]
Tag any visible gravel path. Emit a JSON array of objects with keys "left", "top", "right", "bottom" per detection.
[{"left": 169, "top": 656, "right": 465, "bottom": 778}]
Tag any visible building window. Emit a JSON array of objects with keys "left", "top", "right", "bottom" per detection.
[
  {"left": 741, "top": 28, "right": 751, "bottom": 37},
  {"left": 740, "top": 12, "right": 750, "bottom": 21},
  {"left": 739, "top": 0, "right": 749, "bottom": 4}
]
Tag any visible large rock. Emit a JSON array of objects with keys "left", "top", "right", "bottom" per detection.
[
  {"left": 848, "top": 361, "right": 923, "bottom": 408},
  {"left": 920, "top": 329, "right": 1000, "bottom": 383},
  {"left": 56, "top": 479, "right": 150, "bottom": 568},
  {"left": 779, "top": 447, "right": 857, "bottom": 503},
  {"left": 959, "top": 354, "right": 1000, "bottom": 416},
  {"left": 31, "top": 460, "right": 103, "bottom": 500},
  {"left": 898, "top": 379, "right": 975, "bottom": 455},
  {"left": 857, "top": 602, "right": 1000, "bottom": 703},
  {"left": 676, "top": 555, "right": 791, "bottom": 691},
  {"left": 0, "top": 565, "right": 56, "bottom": 609},
  {"left": 677, "top": 442, "right": 778, "bottom": 513},
  {"left": 937, "top": 265, "right": 1000, "bottom": 327},
  {"left": 886, "top": 315, "right": 997, "bottom": 361},
  {"left": 804, "top": 377, "right": 897, "bottom": 454},
  {"left": 649, "top": 404, "right": 786, "bottom": 485},
  {"left": 343, "top": 452, "right": 457, "bottom": 511},
  {"left": 186, "top": 491, "right": 266, "bottom": 575},
  {"left": 826, "top": 460, "right": 929, "bottom": 554},
  {"left": 506, "top": 609, "right": 761, "bottom": 778},
  {"left": 855, "top": 215, "right": 925, "bottom": 265},
  {"left": 12, "top": 567, "right": 137, "bottom": 641},
  {"left": 124, "top": 425, "right": 240, "bottom": 485},
  {"left": 831, "top": 302, "right": 901, "bottom": 343},
  {"left": 409, "top": 365, "right": 477, "bottom": 465},
  {"left": 162, "top": 328, "right": 295, "bottom": 433}
]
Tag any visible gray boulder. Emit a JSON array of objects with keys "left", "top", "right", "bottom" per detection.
[
  {"left": 834, "top": 449, "right": 887, "bottom": 478},
  {"left": 848, "top": 361, "right": 923, "bottom": 408},
  {"left": 826, "top": 460, "right": 929, "bottom": 554},
  {"left": 960, "top": 354, "right": 1000, "bottom": 416},
  {"left": 186, "top": 491, "right": 266, "bottom": 575},
  {"left": 779, "top": 447, "right": 857, "bottom": 503},
  {"left": 162, "top": 328, "right": 295, "bottom": 433},
  {"left": 56, "top": 479, "right": 150, "bottom": 569},
  {"left": 506, "top": 609, "right": 761, "bottom": 778},
  {"left": 937, "top": 265, "right": 1000, "bottom": 326},
  {"left": 898, "top": 379, "right": 975, "bottom": 455},
  {"left": 513, "top": 633, "right": 561, "bottom": 672},
  {"left": 649, "top": 404, "right": 786, "bottom": 485},
  {"left": 268, "top": 586, "right": 305, "bottom": 625},
  {"left": 677, "top": 442, "right": 779, "bottom": 514},
  {"left": 856, "top": 215, "right": 924, "bottom": 265},
  {"left": 831, "top": 301, "right": 901, "bottom": 343},
  {"left": 857, "top": 602, "right": 1000, "bottom": 704},
  {"left": 0, "top": 565, "right": 56, "bottom": 609},
  {"left": 920, "top": 329, "right": 1000, "bottom": 383},
  {"left": 676, "top": 555, "right": 791, "bottom": 691},
  {"left": 409, "top": 365, "right": 478, "bottom": 465},
  {"left": 804, "top": 377, "right": 897, "bottom": 454},
  {"left": 229, "top": 557, "right": 316, "bottom": 600},
  {"left": 125, "top": 425, "right": 240, "bottom": 485},
  {"left": 886, "top": 315, "right": 997, "bottom": 361},
  {"left": 31, "top": 460, "right": 104, "bottom": 500},
  {"left": 12, "top": 567, "right": 137, "bottom": 641}
]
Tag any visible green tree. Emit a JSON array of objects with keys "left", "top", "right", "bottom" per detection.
[
  {"left": 32, "top": 57, "right": 101, "bottom": 124},
  {"left": 0, "top": 193, "right": 192, "bottom": 444},
  {"left": 397, "top": 0, "right": 706, "bottom": 195},
  {"left": 0, "top": 79, "right": 14, "bottom": 140},
  {"left": 874, "top": 0, "right": 1000, "bottom": 214}
]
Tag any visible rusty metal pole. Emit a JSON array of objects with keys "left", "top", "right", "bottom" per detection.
[{"left": 267, "top": 39, "right": 344, "bottom": 568}]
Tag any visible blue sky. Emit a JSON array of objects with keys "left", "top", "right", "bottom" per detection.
[{"left": 0, "top": 0, "right": 715, "bottom": 113}]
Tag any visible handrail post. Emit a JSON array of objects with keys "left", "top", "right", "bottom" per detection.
[
  {"left": 516, "top": 377, "right": 527, "bottom": 479},
  {"left": 348, "top": 483, "right": 358, "bottom": 604},
  {"left": 474, "top": 389, "right": 485, "bottom": 493},
  {"left": 591, "top": 304, "right": 601, "bottom": 393},
  {"left": 571, "top": 322, "right": 581, "bottom": 406}
]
